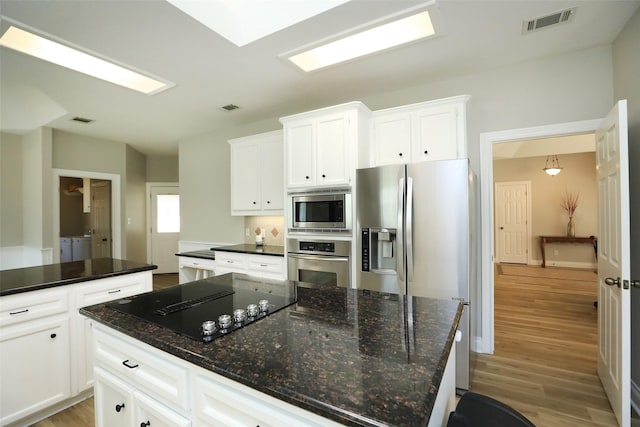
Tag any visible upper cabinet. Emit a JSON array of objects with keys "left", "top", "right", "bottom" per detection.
[
  {"left": 281, "top": 102, "right": 370, "bottom": 189},
  {"left": 229, "top": 130, "right": 284, "bottom": 216},
  {"left": 370, "top": 95, "right": 470, "bottom": 166}
]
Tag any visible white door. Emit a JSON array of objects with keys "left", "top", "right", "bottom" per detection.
[
  {"left": 596, "top": 100, "right": 631, "bottom": 427},
  {"left": 150, "top": 185, "right": 179, "bottom": 274},
  {"left": 91, "top": 180, "right": 112, "bottom": 258},
  {"left": 495, "top": 181, "right": 529, "bottom": 264}
]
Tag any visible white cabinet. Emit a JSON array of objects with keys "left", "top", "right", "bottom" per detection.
[
  {"left": 93, "top": 327, "right": 191, "bottom": 427},
  {"left": 229, "top": 130, "right": 284, "bottom": 216},
  {"left": 73, "top": 271, "right": 153, "bottom": 393},
  {"left": 94, "top": 367, "right": 190, "bottom": 427},
  {"left": 178, "top": 256, "right": 216, "bottom": 284},
  {"left": 281, "top": 102, "right": 370, "bottom": 189},
  {"left": 0, "top": 270, "right": 153, "bottom": 426},
  {"left": 0, "top": 288, "right": 71, "bottom": 426},
  {"left": 214, "top": 251, "right": 285, "bottom": 280},
  {"left": 371, "top": 95, "right": 470, "bottom": 166}
]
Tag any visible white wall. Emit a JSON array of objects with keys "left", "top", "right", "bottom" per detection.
[
  {"left": 0, "top": 132, "right": 23, "bottom": 247},
  {"left": 612, "top": 7, "right": 640, "bottom": 410}
]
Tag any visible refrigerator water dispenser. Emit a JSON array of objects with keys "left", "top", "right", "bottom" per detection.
[{"left": 361, "top": 228, "right": 397, "bottom": 274}]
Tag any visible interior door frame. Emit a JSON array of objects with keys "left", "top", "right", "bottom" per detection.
[
  {"left": 478, "top": 118, "right": 602, "bottom": 354},
  {"left": 146, "top": 182, "right": 179, "bottom": 265},
  {"left": 494, "top": 181, "right": 532, "bottom": 265},
  {"left": 52, "top": 169, "right": 122, "bottom": 262}
]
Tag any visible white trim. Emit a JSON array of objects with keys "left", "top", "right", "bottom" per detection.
[
  {"left": 52, "top": 169, "right": 121, "bottom": 262},
  {"left": 145, "top": 182, "right": 179, "bottom": 264},
  {"left": 479, "top": 118, "right": 602, "bottom": 354}
]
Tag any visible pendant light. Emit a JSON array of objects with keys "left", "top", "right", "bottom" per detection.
[{"left": 543, "top": 155, "right": 563, "bottom": 176}]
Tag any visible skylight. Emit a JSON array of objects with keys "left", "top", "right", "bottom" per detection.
[
  {"left": 0, "top": 25, "right": 173, "bottom": 95},
  {"left": 285, "top": 9, "right": 436, "bottom": 72},
  {"left": 166, "top": 0, "right": 350, "bottom": 47}
]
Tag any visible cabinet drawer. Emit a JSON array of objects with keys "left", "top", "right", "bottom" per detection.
[
  {"left": 93, "top": 326, "right": 190, "bottom": 412},
  {"left": 213, "top": 252, "right": 246, "bottom": 273},
  {"left": 194, "top": 371, "right": 340, "bottom": 427},
  {"left": 247, "top": 256, "right": 284, "bottom": 279},
  {"left": 75, "top": 271, "right": 152, "bottom": 308},
  {"left": 0, "top": 287, "right": 68, "bottom": 327},
  {"left": 178, "top": 257, "right": 216, "bottom": 271}
]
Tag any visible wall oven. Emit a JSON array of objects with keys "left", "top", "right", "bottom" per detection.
[
  {"left": 287, "top": 238, "right": 351, "bottom": 289},
  {"left": 288, "top": 190, "right": 351, "bottom": 233}
]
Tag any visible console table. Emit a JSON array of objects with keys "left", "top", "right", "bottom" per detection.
[{"left": 539, "top": 235, "right": 598, "bottom": 267}]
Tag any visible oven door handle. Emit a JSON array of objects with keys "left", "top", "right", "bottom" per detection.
[{"left": 288, "top": 254, "right": 349, "bottom": 263}]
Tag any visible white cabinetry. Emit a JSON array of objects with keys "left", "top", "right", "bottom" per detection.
[
  {"left": 73, "top": 271, "right": 153, "bottom": 393},
  {"left": 214, "top": 252, "right": 285, "bottom": 280},
  {"left": 371, "top": 95, "right": 469, "bottom": 166},
  {"left": 0, "top": 288, "right": 71, "bottom": 426},
  {"left": 93, "top": 327, "right": 191, "bottom": 427},
  {"left": 178, "top": 257, "right": 216, "bottom": 284},
  {"left": 0, "top": 270, "right": 153, "bottom": 426},
  {"left": 281, "top": 102, "right": 370, "bottom": 189},
  {"left": 229, "top": 130, "right": 284, "bottom": 216}
]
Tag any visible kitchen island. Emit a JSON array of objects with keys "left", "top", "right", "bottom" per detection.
[
  {"left": 81, "top": 273, "right": 462, "bottom": 427},
  {"left": 0, "top": 258, "right": 156, "bottom": 426}
]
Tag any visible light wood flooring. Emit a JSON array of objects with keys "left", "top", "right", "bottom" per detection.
[
  {"left": 32, "top": 269, "right": 638, "bottom": 426},
  {"left": 470, "top": 263, "right": 625, "bottom": 426}
]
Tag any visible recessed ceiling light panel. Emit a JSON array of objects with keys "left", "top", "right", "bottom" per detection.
[
  {"left": 283, "top": 5, "right": 438, "bottom": 72},
  {"left": 0, "top": 23, "right": 174, "bottom": 95}
]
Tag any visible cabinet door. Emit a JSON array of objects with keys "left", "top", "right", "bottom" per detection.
[
  {"left": 231, "top": 142, "right": 261, "bottom": 212},
  {"left": 134, "top": 390, "right": 191, "bottom": 427},
  {"left": 94, "top": 367, "right": 134, "bottom": 427},
  {"left": 413, "top": 105, "right": 458, "bottom": 162},
  {"left": 372, "top": 112, "right": 412, "bottom": 165},
  {"left": 316, "top": 113, "right": 350, "bottom": 186},
  {"left": 285, "top": 120, "right": 314, "bottom": 188},
  {"left": 0, "top": 317, "right": 71, "bottom": 425},
  {"left": 260, "top": 139, "right": 284, "bottom": 211}
]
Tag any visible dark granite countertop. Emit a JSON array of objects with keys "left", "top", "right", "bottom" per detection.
[
  {"left": 214, "top": 243, "right": 285, "bottom": 257},
  {"left": 81, "top": 273, "right": 462, "bottom": 427},
  {"left": 175, "top": 250, "right": 217, "bottom": 260},
  {"left": 0, "top": 258, "right": 157, "bottom": 297}
]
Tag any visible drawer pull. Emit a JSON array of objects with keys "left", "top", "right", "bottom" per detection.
[
  {"left": 260, "top": 264, "right": 268, "bottom": 267},
  {"left": 226, "top": 260, "right": 234, "bottom": 263},
  {"left": 141, "top": 422, "right": 150, "bottom": 427},
  {"left": 115, "top": 403, "right": 125, "bottom": 412},
  {"left": 9, "top": 309, "right": 29, "bottom": 315},
  {"left": 122, "top": 359, "right": 139, "bottom": 369},
  {"left": 108, "top": 289, "right": 121, "bottom": 294}
]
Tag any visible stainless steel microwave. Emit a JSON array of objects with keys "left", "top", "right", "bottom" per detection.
[{"left": 289, "top": 191, "right": 351, "bottom": 232}]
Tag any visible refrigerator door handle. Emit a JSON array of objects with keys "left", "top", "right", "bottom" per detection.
[
  {"left": 406, "top": 176, "right": 414, "bottom": 281},
  {"left": 397, "top": 177, "right": 405, "bottom": 282}
]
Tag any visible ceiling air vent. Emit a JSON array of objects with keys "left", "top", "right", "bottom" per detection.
[
  {"left": 220, "top": 104, "right": 241, "bottom": 112},
  {"left": 523, "top": 8, "right": 575, "bottom": 34},
  {"left": 71, "top": 116, "right": 94, "bottom": 124}
]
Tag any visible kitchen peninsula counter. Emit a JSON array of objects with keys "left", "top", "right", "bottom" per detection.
[
  {"left": 0, "top": 258, "right": 157, "bottom": 296},
  {"left": 81, "top": 274, "right": 462, "bottom": 427}
]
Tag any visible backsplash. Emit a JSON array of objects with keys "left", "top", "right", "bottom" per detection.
[{"left": 243, "top": 216, "right": 285, "bottom": 246}]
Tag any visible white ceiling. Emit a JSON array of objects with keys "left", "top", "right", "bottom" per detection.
[{"left": 1, "top": 0, "right": 638, "bottom": 156}]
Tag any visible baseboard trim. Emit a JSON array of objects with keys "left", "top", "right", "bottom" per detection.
[
  {"left": 632, "top": 379, "right": 640, "bottom": 417},
  {"left": 531, "top": 259, "right": 597, "bottom": 269}
]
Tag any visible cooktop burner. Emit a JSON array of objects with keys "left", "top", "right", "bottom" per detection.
[{"left": 107, "top": 275, "right": 297, "bottom": 343}]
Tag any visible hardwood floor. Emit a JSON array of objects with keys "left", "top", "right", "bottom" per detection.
[{"left": 470, "top": 263, "right": 621, "bottom": 426}]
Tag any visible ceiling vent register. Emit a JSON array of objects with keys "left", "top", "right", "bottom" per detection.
[{"left": 523, "top": 8, "right": 575, "bottom": 34}]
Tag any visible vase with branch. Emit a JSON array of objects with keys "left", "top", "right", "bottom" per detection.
[{"left": 561, "top": 191, "right": 579, "bottom": 238}]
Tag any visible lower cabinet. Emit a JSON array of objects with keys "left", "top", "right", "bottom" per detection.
[
  {"left": 92, "top": 324, "right": 342, "bottom": 427},
  {"left": 94, "top": 367, "right": 190, "bottom": 427},
  {"left": 178, "top": 256, "right": 216, "bottom": 284},
  {"left": 214, "top": 252, "right": 285, "bottom": 280},
  {"left": 0, "top": 315, "right": 71, "bottom": 425}
]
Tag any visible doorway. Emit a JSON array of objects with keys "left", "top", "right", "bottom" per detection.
[
  {"left": 146, "top": 183, "right": 179, "bottom": 274},
  {"left": 52, "top": 169, "right": 121, "bottom": 263}
]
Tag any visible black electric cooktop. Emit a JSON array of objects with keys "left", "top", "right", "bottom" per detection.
[{"left": 107, "top": 276, "right": 297, "bottom": 343}]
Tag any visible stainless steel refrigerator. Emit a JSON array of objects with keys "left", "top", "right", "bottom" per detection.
[{"left": 356, "top": 158, "right": 472, "bottom": 391}]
